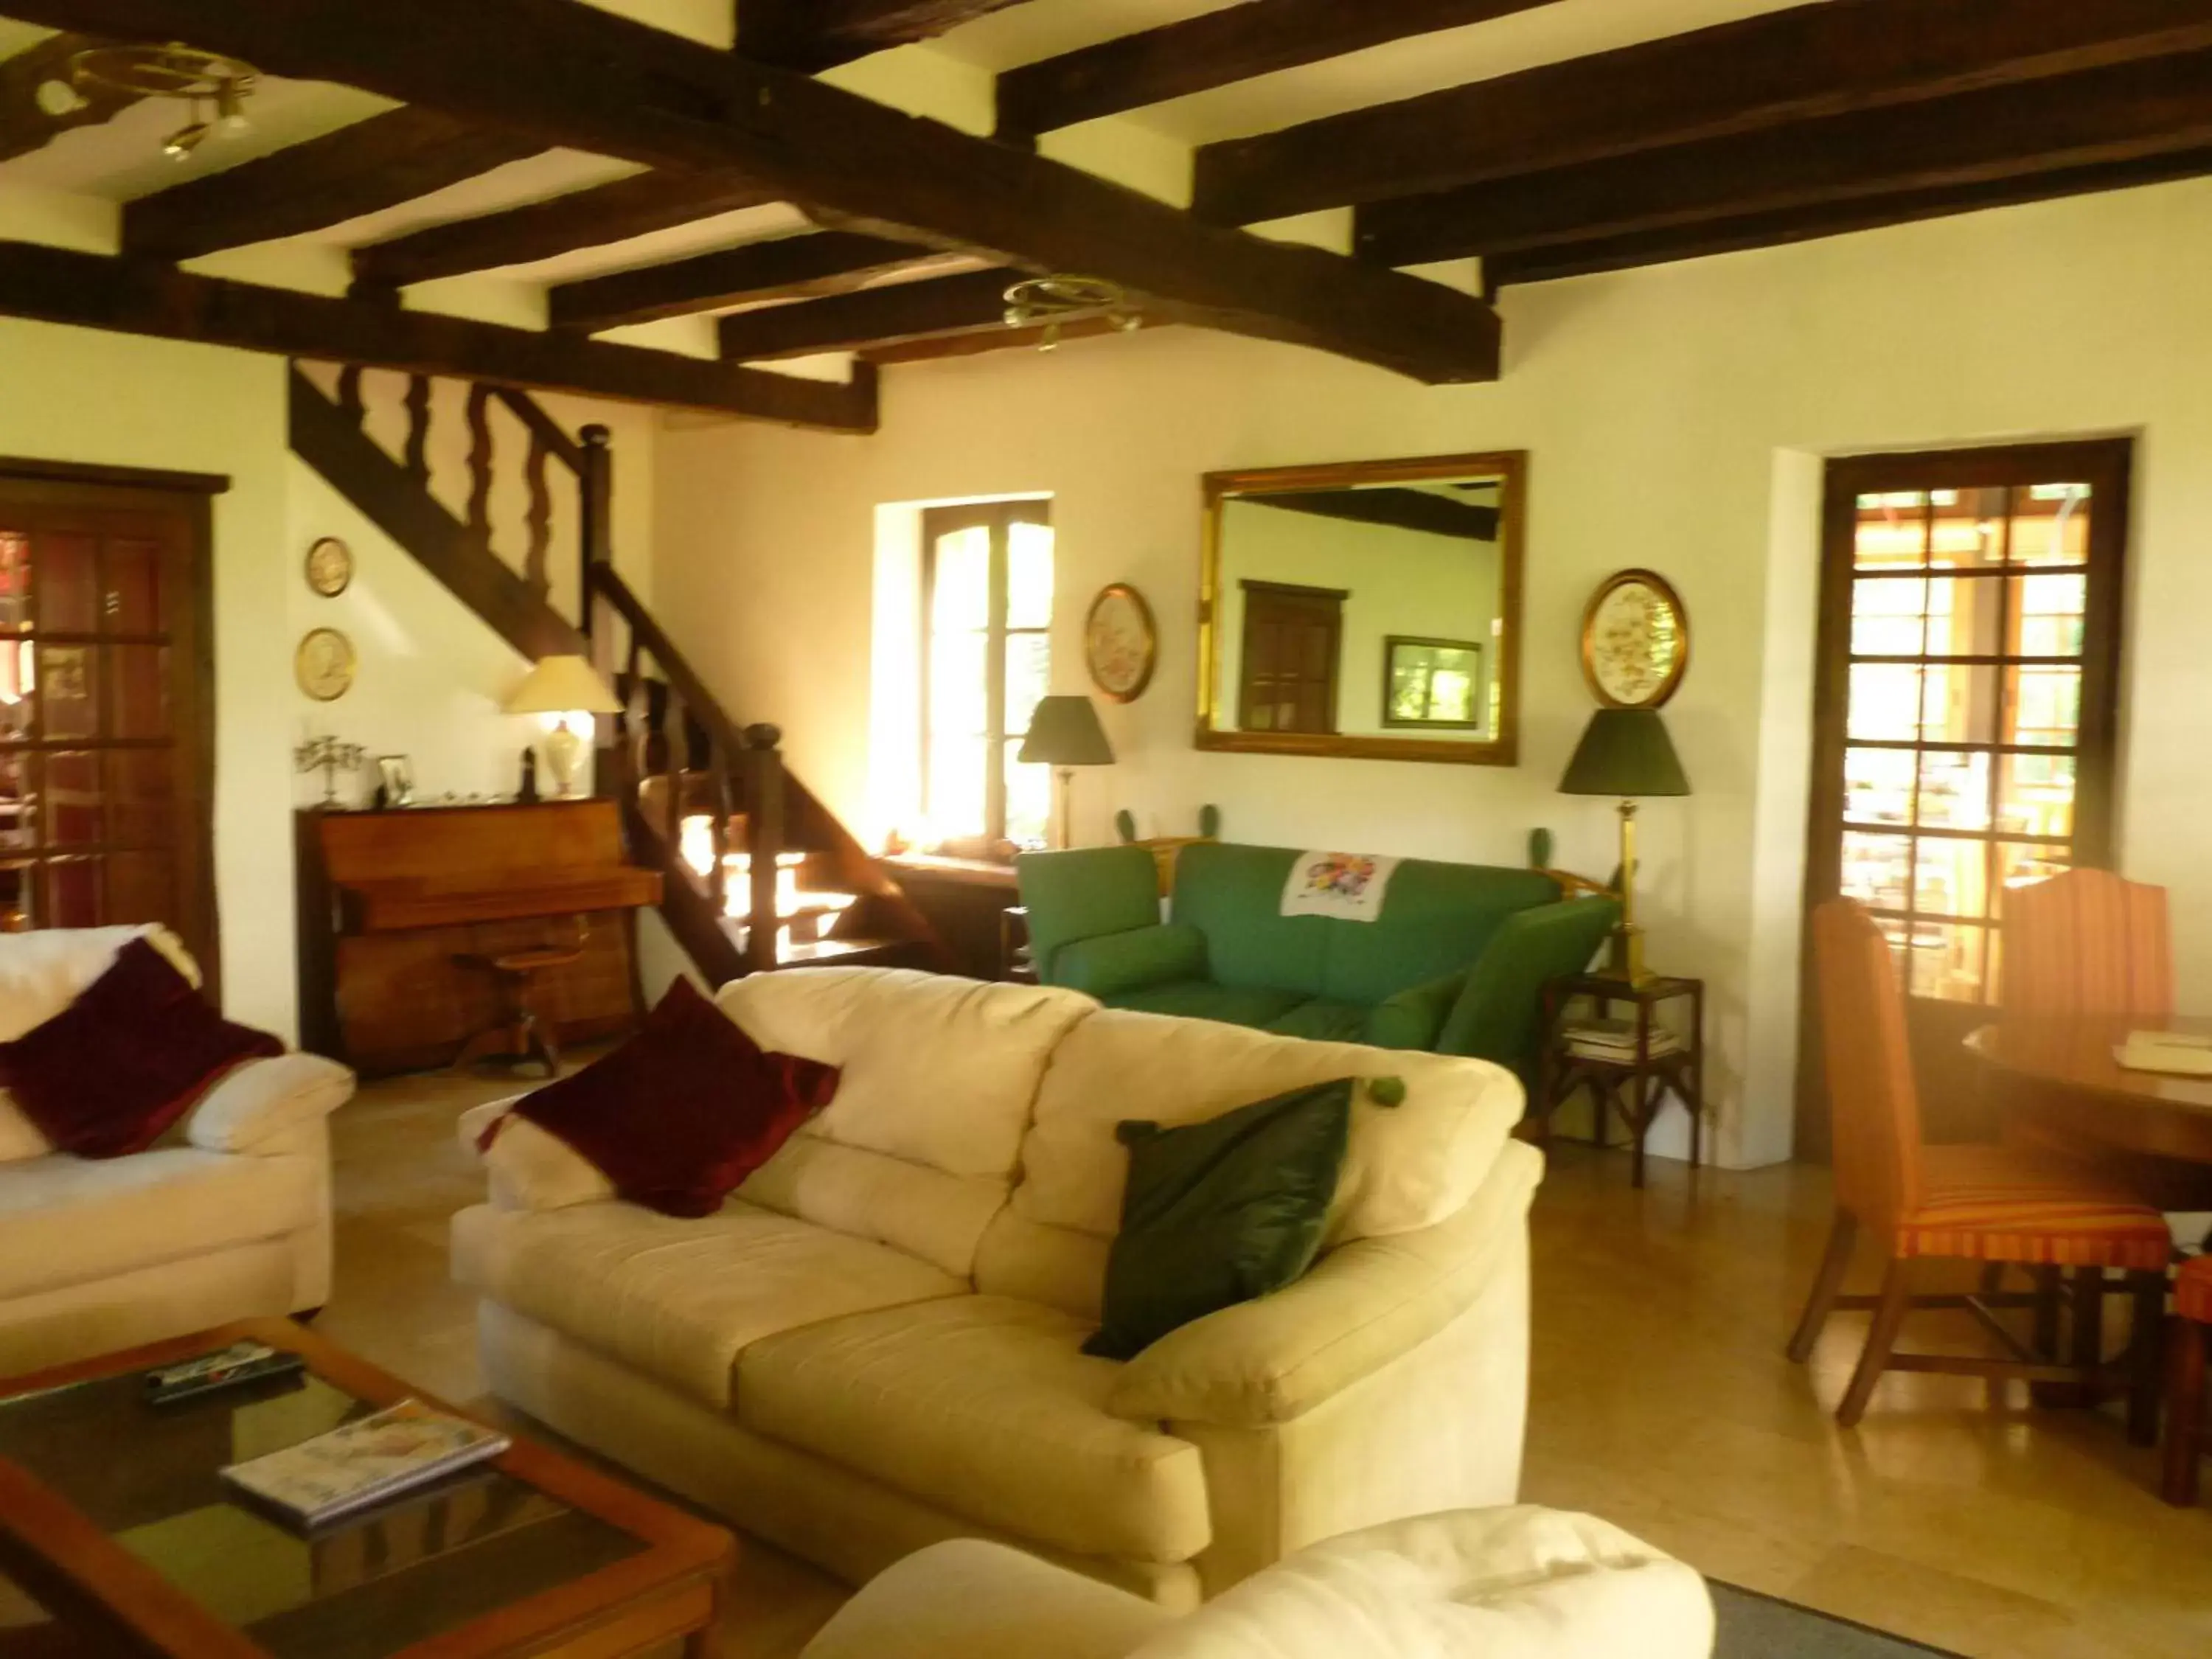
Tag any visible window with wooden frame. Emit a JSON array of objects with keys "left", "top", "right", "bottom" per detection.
[
  {"left": 921, "top": 501, "right": 1053, "bottom": 858},
  {"left": 1798, "top": 439, "right": 2129, "bottom": 1145},
  {"left": 0, "top": 464, "right": 221, "bottom": 987}
]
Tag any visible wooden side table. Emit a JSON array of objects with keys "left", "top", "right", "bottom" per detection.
[{"left": 1534, "top": 973, "right": 1705, "bottom": 1187}]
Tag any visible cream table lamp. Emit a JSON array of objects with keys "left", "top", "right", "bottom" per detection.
[{"left": 504, "top": 655, "right": 623, "bottom": 799}]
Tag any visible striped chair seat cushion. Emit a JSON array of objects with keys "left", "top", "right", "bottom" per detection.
[
  {"left": 2180, "top": 1258, "right": 2212, "bottom": 1326},
  {"left": 1892, "top": 1144, "right": 2172, "bottom": 1271}
]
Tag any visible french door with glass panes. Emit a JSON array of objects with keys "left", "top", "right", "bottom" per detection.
[
  {"left": 920, "top": 501, "right": 1054, "bottom": 858},
  {"left": 0, "top": 471, "right": 217, "bottom": 985},
  {"left": 1798, "top": 439, "right": 2129, "bottom": 1151}
]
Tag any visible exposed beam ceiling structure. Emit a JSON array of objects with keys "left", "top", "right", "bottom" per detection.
[
  {"left": 0, "top": 237, "right": 877, "bottom": 427},
  {"left": 10, "top": 0, "right": 1500, "bottom": 383},
  {"left": 995, "top": 0, "right": 1554, "bottom": 142},
  {"left": 549, "top": 232, "right": 958, "bottom": 333},
  {"left": 1196, "top": 0, "right": 2212, "bottom": 229},
  {"left": 5, "top": 0, "right": 2212, "bottom": 420},
  {"left": 741, "top": 0, "right": 1043, "bottom": 74}
]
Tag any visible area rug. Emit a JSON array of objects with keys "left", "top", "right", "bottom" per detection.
[{"left": 1714, "top": 1582, "right": 1964, "bottom": 1657}]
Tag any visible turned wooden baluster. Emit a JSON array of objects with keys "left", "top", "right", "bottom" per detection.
[
  {"left": 708, "top": 742, "right": 734, "bottom": 922},
  {"left": 402, "top": 373, "right": 432, "bottom": 487},
  {"left": 522, "top": 428, "right": 553, "bottom": 601},
  {"left": 745, "top": 725, "right": 785, "bottom": 973},
  {"left": 335, "top": 364, "right": 366, "bottom": 427},
  {"left": 660, "top": 684, "right": 685, "bottom": 860},
  {"left": 464, "top": 385, "right": 495, "bottom": 548},
  {"left": 621, "top": 627, "right": 646, "bottom": 794}
]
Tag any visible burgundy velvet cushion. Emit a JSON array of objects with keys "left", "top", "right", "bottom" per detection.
[
  {"left": 0, "top": 936, "right": 285, "bottom": 1158},
  {"left": 495, "top": 976, "right": 838, "bottom": 1218}
]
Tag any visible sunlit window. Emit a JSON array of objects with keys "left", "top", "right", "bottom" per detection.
[{"left": 922, "top": 503, "right": 1053, "bottom": 857}]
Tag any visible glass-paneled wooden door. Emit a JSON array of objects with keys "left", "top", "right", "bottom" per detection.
[
  {"left": 0, "top": 470, "right": 217, "bottom": 987},
  {"left": 1797, "top": 439, "right": 2131, "bottom": 1153}
]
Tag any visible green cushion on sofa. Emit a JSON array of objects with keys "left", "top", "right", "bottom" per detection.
[
  {"left": 1085, "top": 1078, "right": 1352, "bottom": 1361},
  {"left": 1015, "top": 846, "right": 1161, "bottom": 983}
]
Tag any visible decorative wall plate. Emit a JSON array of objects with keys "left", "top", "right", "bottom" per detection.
[
  {"left": 305, "top": 535, "right": 352, "bottom": 597},
  {"left": 1579, "top": 568, "right": 1689, "bottom": 709},
  {"left": 294, "top": 627, "right": 357, "bottom": 702},
  {"left": 1085, "top": 582, "right": 1157, "bottom": 703}
]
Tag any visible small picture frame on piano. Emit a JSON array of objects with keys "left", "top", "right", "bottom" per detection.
[{"left": 376, "top": 755, "right": 414, "bottom": 808}]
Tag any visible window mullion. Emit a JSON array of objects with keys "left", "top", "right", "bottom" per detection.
[{"left": 984, "top": 509, "right": 1011, "bottom": 846}]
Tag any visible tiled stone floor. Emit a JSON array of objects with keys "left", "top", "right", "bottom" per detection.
[{"left": 328, "top": 1064, "right": 2212, "bottom": 1659}]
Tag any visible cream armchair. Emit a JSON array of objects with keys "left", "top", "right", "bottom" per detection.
[
  {"left": 801, "top": 1509, "right": 1716, "bottom": 1659},
  {"left": 0, "top": 928, "right": 354, "bottom": 1377}
]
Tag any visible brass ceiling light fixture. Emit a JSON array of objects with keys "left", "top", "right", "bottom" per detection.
[
  {"left": 1001, "top": 275, "right": 1143, "bottom": 352},
  {"left": 64, "top": 41, "right": 261, "bottom": 161}
]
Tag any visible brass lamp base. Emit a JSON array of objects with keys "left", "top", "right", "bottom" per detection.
[{"left": 1590, "top": 798, "right": 1656, "bottom": 987}]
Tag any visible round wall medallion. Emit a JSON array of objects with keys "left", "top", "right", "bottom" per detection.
[
  {"left": 305, "top": 535, "right": 353, "bottom": 597},
  {"left": 1084, "top": 582, "right": 1157, "bottom": 703},
  {"left": 1579, "top": 568, "right": 1690, "bottom": 709},
  {"left": 294, "top": 627, "right": 357, "bottom": 702}
]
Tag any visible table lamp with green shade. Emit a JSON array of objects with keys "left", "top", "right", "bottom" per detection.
[
  {"left": 1558, "top": 707, "right": 1691, "bottom": 985},
  {"left": 1018, "top": 695, "right": 1113, "bottom": 850}
]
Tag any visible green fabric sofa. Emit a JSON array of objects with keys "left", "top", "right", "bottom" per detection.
[{"left": 1015, "top": 841, "right": 1620, "bottom": 1078}]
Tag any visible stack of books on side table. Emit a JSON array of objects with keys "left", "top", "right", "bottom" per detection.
[{"left": 1562, "top": 1018, "right": 1684, "bottom": 1064}]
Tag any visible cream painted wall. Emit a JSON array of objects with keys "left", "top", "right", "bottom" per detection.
[
  {"left": 0, "top": 316, "right": 295, "bottom": 1034},
  {"left": 651, "top": 174, "right": 2212, "bottom": 1169},
  {"left": 1214, "top": 499, "right": 1501, "bottom": 740}
]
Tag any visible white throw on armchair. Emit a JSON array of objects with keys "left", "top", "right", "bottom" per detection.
[
  {"left": 0, "top": 927, "right": 355, "bottom": 1377},
  {"left": 800, "top": 1508, "right": 1716, "bottom": 1659}
]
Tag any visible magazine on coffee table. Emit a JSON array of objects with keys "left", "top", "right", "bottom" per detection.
[{"left": 221, "top": 1399, "right": 510, "bottom": 1527}]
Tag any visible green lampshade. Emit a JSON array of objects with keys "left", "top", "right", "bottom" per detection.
[
  {"left": 1558, "top": 709, "right": 1690, "bottom": 799},
  {"left": 1019, "top": 695, "right": 1115, "bottom": 767}
]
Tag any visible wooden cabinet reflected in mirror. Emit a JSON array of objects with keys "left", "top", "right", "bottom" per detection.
[{"left": 1199, "top": 452, "right": 1524, "bottom": 765}]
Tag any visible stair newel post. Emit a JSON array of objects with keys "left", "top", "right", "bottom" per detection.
[{"left": 744, "top": 725, "right": 785, "bottom": 974}]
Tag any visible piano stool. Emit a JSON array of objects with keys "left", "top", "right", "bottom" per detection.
[{"left": 452, "top": 940, "right": 589, "bottom": 1078}]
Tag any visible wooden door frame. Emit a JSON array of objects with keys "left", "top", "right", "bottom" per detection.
[
  {"left": 1793, "top": 437, "right": 2134, "bottom": 1160},
  {"left": 0, "top": 457, "right": 227, "bottom": 1002}
]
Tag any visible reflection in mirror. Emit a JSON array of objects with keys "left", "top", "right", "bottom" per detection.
[{"left": 1200, "top": 453, "right": 1523, "bottom": 765}]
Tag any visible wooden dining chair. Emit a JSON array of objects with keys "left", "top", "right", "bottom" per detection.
[
  {"left": 2167, "top": 1256, "right": 2212, "bottom": 1505},
  {"left": 1789, "top": 898, "right": 2173, "bottom": 1431},
  {"left": 2004, "top": 867, "right": 2172, "bottom": 1018}
]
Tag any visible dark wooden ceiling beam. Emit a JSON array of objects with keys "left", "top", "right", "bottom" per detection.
[
  {"left": 1248, "top": 487, "right": 1500, "bottom": 542},
  {"left": 124, "top": 108, "right": 542, "bottom": 260},
  {"left": 1357, "top": 47, "right": 2212, "bottom": 265},
  {"left": 860, "top": 313, "right": 1161, "bottom": 365},
  {"left": 549, "top": 231, "right": 956, "bottom": 331},
  {"left": 11, "top": 0, "right": 1498, "bottom": 383},
  {"left": 719, "top": 268, "right": 1017, "bottom": 360},
  {"left": 352, "top": 170, "right": 782, "bottom": 289},
  {"left": 996, "top": 0, "right": 1555, "bottom": 142},
  {"left": 740, "top": 0, "right": 1040, "bottom": 74},
  {"left": 1195, "top": 0, "right": 2212, "bottom": 226},
  {"left": 0, "top": 30, "right": 139, "bottom": 161},
  {"left": 0, "top": 237, "right": 874, "bottom": 430},
  {"left": 1482, "top": 145, "right": 2212, "bottom": 287}
]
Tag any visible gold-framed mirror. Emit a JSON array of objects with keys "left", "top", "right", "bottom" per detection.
[{"left": 1197, "top": 451, "right": 1526, "bottom": 765}]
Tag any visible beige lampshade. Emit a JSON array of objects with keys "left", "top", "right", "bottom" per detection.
[{"left": 504, "top": 655, "right": 622, "bottom": 717}]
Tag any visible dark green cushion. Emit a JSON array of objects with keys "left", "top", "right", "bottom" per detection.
[
  {"left": 1316, "top": 859, "right": 1562, "bottom": 1004},
  {"left": 1362, "top": 970, "right": 1467, "bottom": 1051},
  {"left": 1436, "top": 896, "right": 1621, "bottom": 1077},
  {"left": 1085, "top": 1079, "right": 1352, "bottom": 1361},
  {"left": 1107, "top": 978, "right": 1307, "bottom": 1031},
  {"left": 1168, "top": 844, "right": 1329, "bottom": 997},
  {"left": 1264, "top": 998, "right": 1368, "bottom": 1045}
]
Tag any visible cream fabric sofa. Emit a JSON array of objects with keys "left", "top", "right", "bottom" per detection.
[
  {"left": 0, "top": 927, "right": 355, "bottom": 1378},
  {"left": 801, "top": 1509, "right": 1714, "bottom": 1659},
  {"left": 453, "top": 968, "right": 1540, "bottom": 1610}
]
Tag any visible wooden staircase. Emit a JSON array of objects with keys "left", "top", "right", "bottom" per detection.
[{"left": 288, "top": 364, "right": 949, "bottom": 987}]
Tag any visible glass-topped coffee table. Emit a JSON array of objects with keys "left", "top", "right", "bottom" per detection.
[{"left": 0, "top": 1320, "right": 734, "bottom": 1658}]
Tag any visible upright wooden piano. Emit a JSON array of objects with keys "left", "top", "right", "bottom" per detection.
[{"left": 296, "top": 800, "right": 662, "bottom": 1075}]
